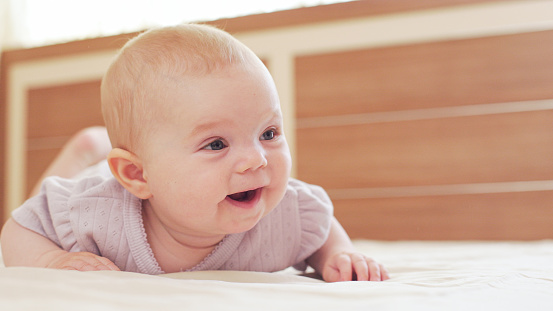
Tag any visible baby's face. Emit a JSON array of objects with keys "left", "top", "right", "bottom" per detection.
[{"left": 140, "top": 64, "right": 292, "bottom": 237}]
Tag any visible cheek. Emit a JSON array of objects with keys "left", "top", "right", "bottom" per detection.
[
  {"left": 268, "top": 148, "right": 292, "bottom": 193},
  {"left": 145, "top": 163, "right": 193, "bottom": 204},
  {"left": 271, "top": 146, "right": 292, "bottom": 177},
  {"left": 150, "top": 161, "right": 228, "bottom": 203}
]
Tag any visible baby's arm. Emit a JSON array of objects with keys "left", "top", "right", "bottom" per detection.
[
  {"left": 307, "top": 217, "right": 389, "bottom": 282},
  {"left": 1, "top": 218, "right": 119, "bottom": 271}
]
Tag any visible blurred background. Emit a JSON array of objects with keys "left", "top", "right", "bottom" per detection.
[
  {"left": 0, "top": 0, "right": 349, "bottom": 49},
  {"left": 1, "top": 0, "right": 553, "bottom": 240}
]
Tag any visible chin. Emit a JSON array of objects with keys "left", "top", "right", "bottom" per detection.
[{"left": 226, "top": 212, "right": 265, "bottom": 234}]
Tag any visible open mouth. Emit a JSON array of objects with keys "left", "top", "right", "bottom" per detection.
[{"left": 227, "top": 189, "right": 259, "bottom": 202}]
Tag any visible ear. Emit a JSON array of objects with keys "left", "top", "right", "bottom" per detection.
[{"left": 107, "top": 148, "right": 152, "bottom": 200}]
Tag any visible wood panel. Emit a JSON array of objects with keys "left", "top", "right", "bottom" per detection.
[
  {"left": 26, "top": 149, "right": 62, "bottom": 197},
  {"left": 295, "top": 29, "right": 553, "bottom": 240},
  {"left": 333, "top": 191, "right": 553, "bottom": 240},
  {"left": 27, "top": 80, "right": 104, "bottom": 139},
  {"left": 297, "top": 111, "right": 553, "bottom": 189},
  {"left": 296, "top": 30, "right": 553, "bottom": 118},
  {"left": 25, "top": 80, "right": 104, "bottom": 195}
]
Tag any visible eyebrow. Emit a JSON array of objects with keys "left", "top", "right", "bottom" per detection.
[
  {"left": 189, "top": 119, "right": 232, "bottom": 137},
  {"left": 189, "top": 109, "right": 282, "bottom": 138}
]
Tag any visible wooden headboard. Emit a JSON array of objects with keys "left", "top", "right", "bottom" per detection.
[{"left": 2, "top": 0, "right": 553, "bottom": 240}]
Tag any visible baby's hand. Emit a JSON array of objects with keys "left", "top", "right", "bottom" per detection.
[
  {"left": 322, "top": 252, "right": 389, "bottom": 282},
  {"left": 45, "top": 250, "right": 120, "bottom": 272}
]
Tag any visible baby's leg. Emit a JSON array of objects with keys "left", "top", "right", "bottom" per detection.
[{"left": 29, "top": 126, "right": 112, "bottom": 197}]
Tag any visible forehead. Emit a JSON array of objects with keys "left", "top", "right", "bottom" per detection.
[{"left": 167, "top": 64, "right": 281, "bottom": 121}]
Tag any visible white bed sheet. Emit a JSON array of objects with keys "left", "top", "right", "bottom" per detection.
[{"left": 1, "top": 240, "right": 552, "bottom": 311}]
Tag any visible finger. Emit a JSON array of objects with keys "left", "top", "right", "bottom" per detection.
[
  {"left": 60, "top": 253, "right": 118, "bottom": 272},
  {"left": 77, "top": 261, "right": 102, "bottom": 272},
  {"left": 83, "top": 257, "right": 119, "bottom": 271},
  {"left": 96, "top": 256, "right": 121, "bottom": 271},
  {"left": 368, "top": 260, "right": 382, "bottom": 281},
  {"left": 60, "top": 259, "right": 98, "bottom": 271},
  {"left": 324, "top": 268, "right": 342, "bottom": 283},
  {"left": 61, "top": 266, "right": 79, "bottom": 271},
  {"left": 380, "top": 264, "right": 391, "bottom": 281},
  {"left": 336, "top": 253, "right": 353, "bottom": 282},
  {"left": 351, "top": 253, "right": 369, "bottom": 281}
]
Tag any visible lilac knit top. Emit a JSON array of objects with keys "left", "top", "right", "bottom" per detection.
[{"left": 12, "top": 162, "right": 333, "bottom": 274}]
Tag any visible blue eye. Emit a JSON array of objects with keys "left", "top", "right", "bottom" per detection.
[
  {"left": 204, "top": 139, "right": 227, "bottom": 151},
  {"left": 260, "top": 129, "right": 276, "bottom": 141}
]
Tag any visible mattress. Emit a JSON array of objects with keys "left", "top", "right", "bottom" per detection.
[{"left": 1, "top": 240, "right": 552, "bottom": 310}]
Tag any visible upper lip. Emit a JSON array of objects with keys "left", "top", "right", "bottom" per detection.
[
  {"left": 228, "top": 178, "right": 269, "bottom": 196},
  {"left": 227, "top": 186, "right": 264, "bottom": 197}
]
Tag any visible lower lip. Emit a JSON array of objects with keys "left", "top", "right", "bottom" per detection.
[{"left": 225, "top": 188, "right": 262, "bottom": 209}]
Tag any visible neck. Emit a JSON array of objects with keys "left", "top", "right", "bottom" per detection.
[{"left": 141, "top": 201, "right": 225, "bottom": 272}]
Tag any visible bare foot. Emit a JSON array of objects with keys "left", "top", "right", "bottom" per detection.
[{"left": 30, "top": 127, "right": 112, "bottom": 197}]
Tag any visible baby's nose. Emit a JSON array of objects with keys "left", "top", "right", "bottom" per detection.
[{"left": 236, "top": 145, "right": 268, "bottom": 173}]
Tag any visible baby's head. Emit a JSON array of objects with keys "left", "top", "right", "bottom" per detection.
[
  {"left": 101, "top": 24, "right": 292, "bottom": 236},
  {"left": 101, "top": 23, "right": 263, "bottom": 154}
]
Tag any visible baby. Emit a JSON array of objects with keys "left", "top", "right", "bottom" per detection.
[{"left": 1, "top": 24, "right": 388, "bottom": 282}]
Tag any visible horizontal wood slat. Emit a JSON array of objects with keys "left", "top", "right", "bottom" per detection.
[
  {"left": 297, "top": 110, "right": 553, "bottom": 189},
  {"left": 297, "top": 99, "right": 553, "bottom": 129},
  {"left": 326, "top": 180, "right": 553, "bottom": 200},
  {"left": 27, "top": 80, "right": 104, "bottom": 139},
  {"left": 295, "top": 30, "right": 553, "bottom": 118},
  {"left": 333, "top": 191, "right": 553, "bottom": 240}
]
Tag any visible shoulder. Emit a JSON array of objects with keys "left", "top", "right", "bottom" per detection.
[
  {"left": 40, "top": 172, "right": 124, "bottom": 209},
  {"left": 280, "top": 179, "right": 334, "bottom": 268},
  {"left": 12, "top": 170, "right": 121, "bottom": 221},
  {"left": 11, "top": 171, "right": 127, "bottom": 250},
  {"left": 282, "top": 178, "right": 333, "bottom": 216}
]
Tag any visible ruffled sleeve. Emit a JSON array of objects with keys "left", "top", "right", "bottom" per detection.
[
  {"left": 288, "top": 179, "right": 334, "bottom": 271},
  {"left": 11, "top": 161, "right": 158, "bottom": 273},
  {"left": 12, "top": 176, "right": 87, "bottom": 253}
]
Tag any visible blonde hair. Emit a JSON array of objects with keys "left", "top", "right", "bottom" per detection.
[{"left": 101, "top": 23, "right": 261, "bottom": 153}]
